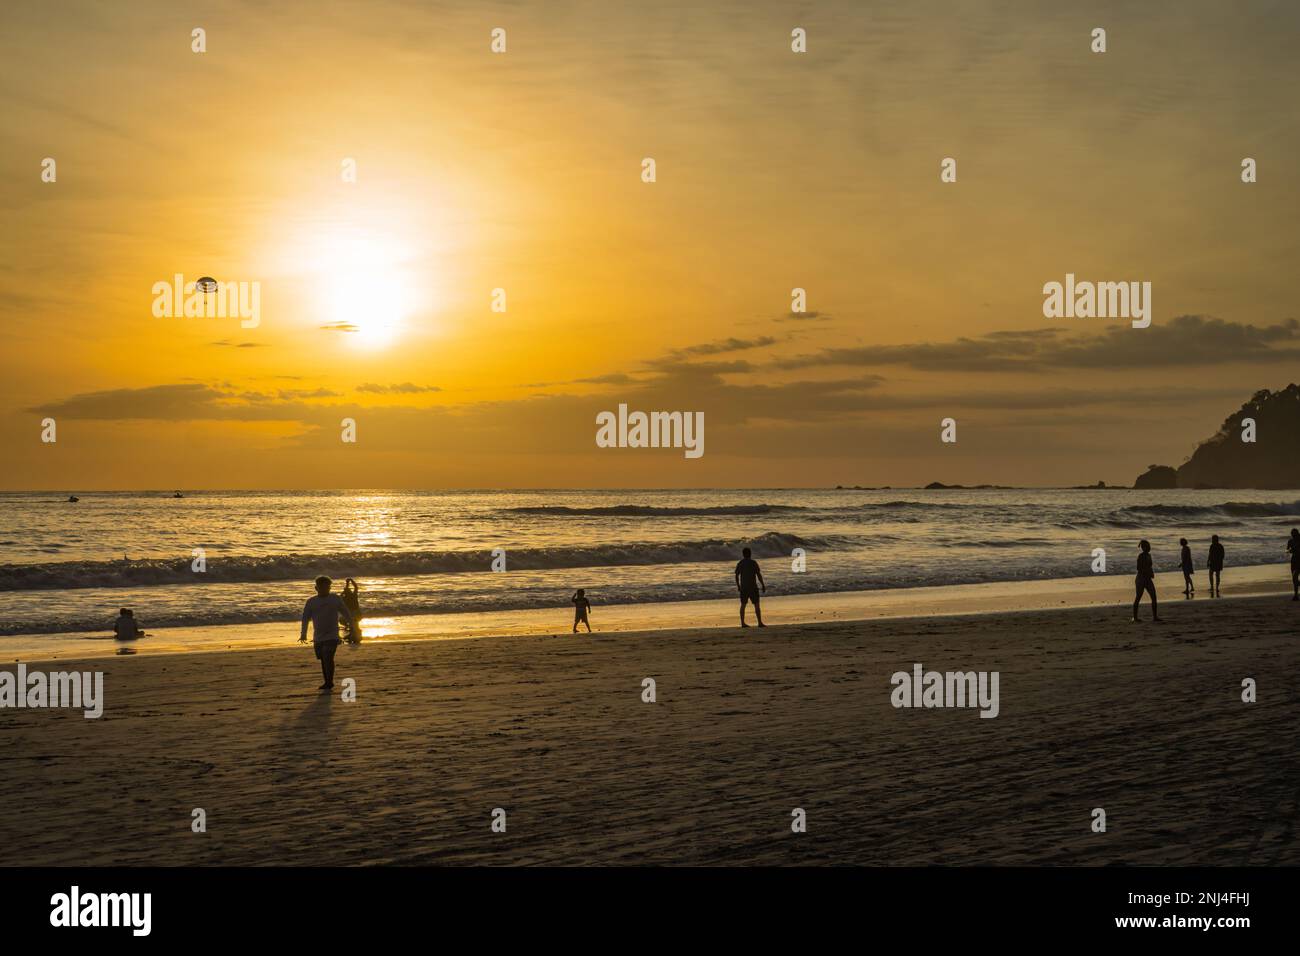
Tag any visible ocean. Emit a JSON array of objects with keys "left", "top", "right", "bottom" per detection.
[{"left": 3, "top": 488, "right": 1299, "bottom": 637}]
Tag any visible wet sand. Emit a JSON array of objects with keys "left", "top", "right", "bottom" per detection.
[
  {"left": 1, "top": 592, "right": 1296, "bottom": 865},
  {"left": 7, "top": 562, "right": 1291, "bottom": 661}
]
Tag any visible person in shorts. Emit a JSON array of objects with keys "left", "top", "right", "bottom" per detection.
[
  {"left": 1179, "top": 538, "right": 1195, "bottom": 596},
  {"left": 299, "top": 575, "right": 357, "bottom": 691},
  {"left": 1206, "top": 535, "right": 1225, "bottom": 597},
  {"left": 1132, "top": 539, "right": 1161, "bottom": 623},
  {"left": 570, "top": 588, "right": 593, "bottom": 633},
  {"left": 734, "top": 547, "right": 767, "bottom": 628}
]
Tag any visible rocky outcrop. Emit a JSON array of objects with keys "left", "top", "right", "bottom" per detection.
[
  {"left": 1134, "top": 385, "right": 1300, "bottom": 489},
  {"left": 1134, "top": 465, "right": 1177, "bottom": 489}
]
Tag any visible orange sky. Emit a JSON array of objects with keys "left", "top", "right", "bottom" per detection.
[{"left": 2, "top": 0, "right": 1298, "bottom": 489}]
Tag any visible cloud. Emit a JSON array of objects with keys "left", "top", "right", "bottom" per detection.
[
  {"left": 1045, "top": 315, "right": 1300, "bottom": 369},
  {"left": 31, "top": 384, "right": 330, "bottom": 422},
  {"left": 210, "top": 340, "right": 267, "bottom": 348},
  {"left": 644, "top": 357, "right": 757, "bottom": 376},
  {"left": 277, "top": 388, "right": 339, "bottom": 400},
  {"left": 524, "top": 372, "right": 642, "bottom": 389},
  {"left": 776, "top": 316, "right": 1300, "bottom": 372},
  {"left": 320, "top": 322, "right": 360, "bottom": 333},
  {"left": 666, "top": 336, "right": 778, "bottom": 358},
  {"left": 574, "top": 373, "right": 636, "bottom": 385},
  {"left": 28, "top": 306, "right": 1277, "bottom": 470},
  {"left": 25, "top": 364, "right": 1252, "bottom": 476},
  {"left": 779, "top": 311, "right": 832, "bottom": 322},
  {"left": 32, "top": 384, "right": 237, "bottom": 421},
  {"left": 356, "top": 382, "right": 442, "bottom": 394},
  {"left": 777, "top": 336, "right": 1042, "bottom": 373}
]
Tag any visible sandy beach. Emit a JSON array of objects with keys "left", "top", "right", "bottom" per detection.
[{"left": 2, "top": 591, "right": 1296, "bottom": 866}]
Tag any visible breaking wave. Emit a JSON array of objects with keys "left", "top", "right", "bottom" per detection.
[
  {"left": 0, "top": 531, "right": 822, "bottom": 592},
  {"left": 1119, "top": 501, "right": 1300, "bottom": 519},
  {"left": 500, "top": 504, "right": 807, "bottom": 517}
]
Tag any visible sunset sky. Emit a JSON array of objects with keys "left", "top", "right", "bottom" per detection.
[{"left": 3, "top": 0, "right": 1298, "bottom": 489}]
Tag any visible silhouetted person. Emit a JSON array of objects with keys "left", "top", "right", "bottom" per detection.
[
  {"left": 113, "top": 608, "right": 145, "bottom": 640},
  {"left": 1289, "top": 529, "right": 1300, "bottom": 601},
  {"left": 735, "top": 547, "right": 766, "bottom": 627},
  {"left": 341, "top": 577, "right": 363, "bottom": 643},
  {"left": 572, "top": 589, "right": 592, "bottom": 633},
  {"left": 299, "top": 575, "right": 356, "bottom": 691},
  {"left": 1132, "top": 540, "right": 1161, "bottom": 623},
  {"left": 1179, "top": 538, "right": 1195, "bottom": 596},
  {"left": 1207, "top": 535, "right": 1224, "bottom": 597}
]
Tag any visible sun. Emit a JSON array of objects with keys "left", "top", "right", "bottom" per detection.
[
  {"left": 310, "top": 228, "right": 414, "bottom": 350},
  {"left": 327, "top": 267, "right": 406, "bottom": 348}
]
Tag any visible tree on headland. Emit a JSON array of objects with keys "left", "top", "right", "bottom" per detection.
[{"left": 1135, "top": 384, "right": 1300, "bottom": 489}]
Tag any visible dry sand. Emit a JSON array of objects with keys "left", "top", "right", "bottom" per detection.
[{"left": 1, "top": 594, "right": 1296, "bottom": 865}]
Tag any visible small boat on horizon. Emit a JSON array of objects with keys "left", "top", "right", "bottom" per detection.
[{"left": 67, "top": 495, "right": 79, "bottom": 502}]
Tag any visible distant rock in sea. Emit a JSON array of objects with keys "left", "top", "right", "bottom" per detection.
[
  {"left": 923, "top": 482, "right": 1008, "bottom": 490},
  {"left": 1134, "top": 384, "right": 1300, "bottom": 489}
]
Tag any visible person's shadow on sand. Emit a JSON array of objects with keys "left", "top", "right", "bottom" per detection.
[{"left": 271, "top": 692, "right": 343, "bottom": 781}]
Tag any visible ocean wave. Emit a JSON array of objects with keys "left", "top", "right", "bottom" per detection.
[
  {"left": 1119, "top": 501, "right": 1300, "bottom": 519},
  {"left": 0, "top": 531, "right": 822, "bottom": 592},
  {"left": 949, "top": 538, "right": 1051, "bottom": 547},
  {"left": 861, "top": 500, "right": 971, "bottom": 510},
  {"left": 499, "top": 504, "right": 807, "bottom": 517},
  {"left": 1071, "top": 517, "right": 1243, "bottom": 530}
]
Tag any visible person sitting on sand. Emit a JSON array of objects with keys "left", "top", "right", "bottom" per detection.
[
  {"left": 1132, "top": 540, "right": 1161, "bottom": 623},
  {"left": 572, "top": 589, "right": 592, "bottom": 633},
  {"left": 1207, "top": 535, "right": 1225, "bottom": 597},
  {"left": 735, "top": 546, "right": 766, "bottom": 628},
  {"left": 113, "top": 608, "right": 145, "bottom": 640},
  {"left": 341, "top": 577, "right": 363, "bottom": 643},
  {"left": 1179, "top": 538, "right": 1195, "bottom": 596},
  {"left": 299, "top": 575, "right": 357, "bottom": 691},
  {"left": 1289, "top": 529, "right": 1300, "bottom": 601}
]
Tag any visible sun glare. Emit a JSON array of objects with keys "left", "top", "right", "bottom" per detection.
[
  {"left": 328, "top": 268, "right": 406, "bottom": 348},
  {"left": 309, "top": 228, "right": 415, "bottom": 350}
]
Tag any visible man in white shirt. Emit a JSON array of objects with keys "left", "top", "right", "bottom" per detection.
[{"left": 299, "top": 575, "right": 358, "bottom": 690}]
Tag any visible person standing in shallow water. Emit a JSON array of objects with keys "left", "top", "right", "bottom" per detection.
[
  {"left": 1132, "top": 539, "right": 1161, "bottom": 623},
  {"left": 299, "top": 575, "right": 357, "bottom": 691},
  {"left": 341, "top": 577, "right": 363, "bottom": 643},
  {"left": 1288, "top": 529, "right": 1300, "bottom": 601},
  {"left": 735, "top": 546, "right": 766, "bottom": 627},
  {"left": 1179, "top": 538, "right": 1195, "bottom": 596},
  {"left": 1207, "top": 535, "right": 1225, "bottom": 597}
]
